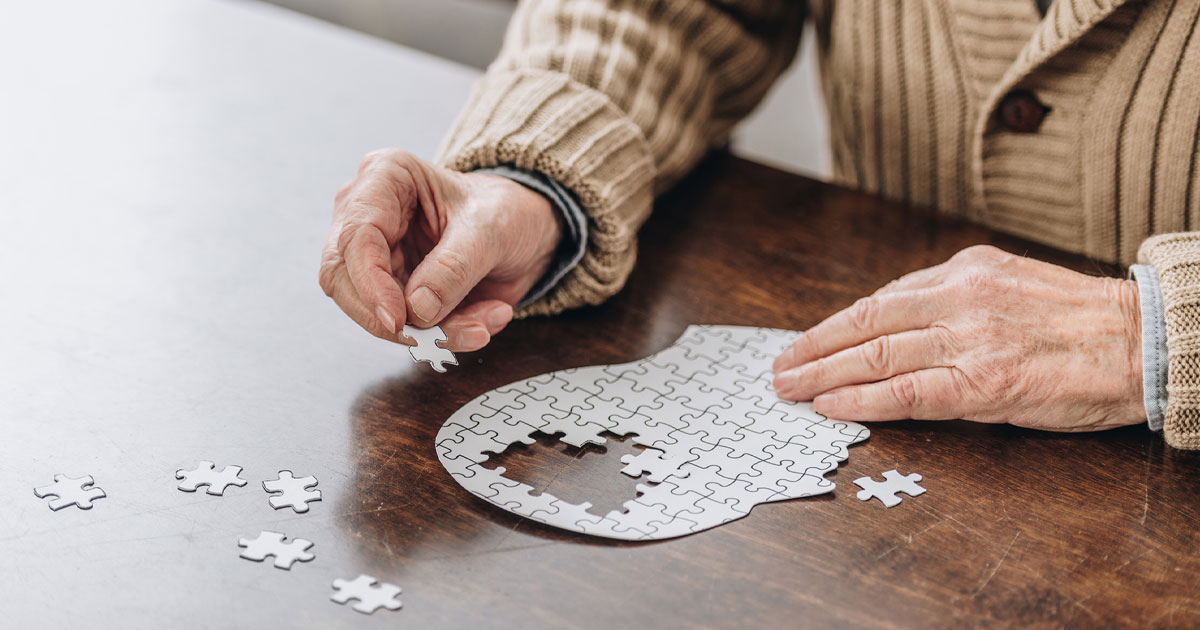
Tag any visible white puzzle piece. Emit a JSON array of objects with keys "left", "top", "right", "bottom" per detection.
[
  {"left": 331, "top": 574, "right": 403, "bottom": 614},
  {"left": 436, "top": 325, "right": 870, "bottom": 541},
  {"left": 401, "top": 324, "right": 458, "bottom": 372},
  {"left": 238, "top": 531, "right": 315, "bottom": 569},
  {"left": 175, "top": 461, "right": 247, "bottom": 496},
  {"left": 262, "top": 470, "right": 322, "bottom": 513},
  {"left": 854, "top": 469, "right": 925, "bottom": 507},
  {"left": 34, "top": 474, "right": 106, "bottom": 511}
]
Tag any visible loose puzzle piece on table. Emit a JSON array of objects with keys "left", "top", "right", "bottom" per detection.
[
  {"left": 262, "top": 470, "right": 322, "bottom": 513},
  {"left": 401, "top": 324, "right": 457, "bottom": 373},
  {"left": 854, "top": 469, "right": 925, "bottom": 508},
  {"left": 34, "top": 474, "right": 106, "bottom": 510},
  {"left": 238, "top": 531, "right": 315, "bottom": 570},
  {"left": 331, "top": 574, "right": 403, "bottom": 614},
  {"left": 436, "top": 325, "right": 871, "bottom": 541},
  {"left": 175, "top": 461, "right": 247, "bottom": 495}
]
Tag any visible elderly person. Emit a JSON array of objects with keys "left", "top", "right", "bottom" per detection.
[{"left": 320, "top": 0, "right": 1200, "bottom": 449}]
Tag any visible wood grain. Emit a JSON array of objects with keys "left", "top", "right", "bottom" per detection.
[
  {"left": 345, "top": 153, "right": 1200, "bottom": 629},
  {"left": 4, "top": 3, "right": 1197, "bottom": 626}
]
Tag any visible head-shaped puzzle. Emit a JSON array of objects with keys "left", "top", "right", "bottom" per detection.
[{"left": 436, "top": 325, "right": 869, "bottom": 540}]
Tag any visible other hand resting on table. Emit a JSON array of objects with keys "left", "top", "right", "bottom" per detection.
[{"left": 773, "top": 245, "right": 1148, "bottom": 431}]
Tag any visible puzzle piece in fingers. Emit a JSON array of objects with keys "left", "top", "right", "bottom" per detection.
[
  {"left": 238, "top": 531, "right": 315, "bottom": 569},
  {"left": 34, "top": 474, "right": 106, "bottom": 510},
  {"left": 331, "top": 574, "right": 403, "bottom": 614},
  {"left": 854, "top": 469, "right": 925, "bottom": 507},
  {"left": 401, "top": 324, "right": 457, "bottom": 372},
  {"left": 436, "top": 325, "right": 870, "bottom": 541},
  {"left": 262, "top": 470, "right": 322, "bottom": 513},
  {"left": 175, "top": 461, "right": 247, "bottom": 495}
]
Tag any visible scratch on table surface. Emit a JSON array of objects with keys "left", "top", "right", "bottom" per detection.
[
  {"left": 1140, "top": 483, "right": 1149, "bottom": 526},
  {"left": 418, "top": 540, "right": 559, "bottom": 562},
  {"left": 1033, "top": 572, "right": 1101, "bottom": 624},
  {"left": 972, "top": 531, "right": 1020, "bottom": 598},
  {"left": 876, "top": 518, "right": 947, "bottom": 562},
  {"left": 370, "top": 448, "right": 398, "bottom": 478}
]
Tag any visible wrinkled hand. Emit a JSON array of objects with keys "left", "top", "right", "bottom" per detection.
[
  {"left": 320, "top": 149, "right": 562, "bottom": 351},
  {"left": 773, "top": 245, "right": 1147, "bottom": 432}
]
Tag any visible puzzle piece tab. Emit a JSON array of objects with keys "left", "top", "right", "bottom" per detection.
[
  {"left": 34, "top": 474, "right": 106, "bottom": 510},
  {"left": 331, "top": 574, "right": 403, "bottom": 614},
  {"left": 238, "top": 531, "right": 315, "bottom": 569},
  {"left": 262, "top": 470, "right": 322, "bottom": 513},
  {"left": 175, "top": 461, "right": 247, "bottom": 496},
  {"left": 619, "top": 447, "right": 691, "bottom": 483},
  {"left": 854, "top": 469, "right": 925, "bottom": 507},
  {"left": 401, "top": 324, "right": 458, "bottom": 373}
]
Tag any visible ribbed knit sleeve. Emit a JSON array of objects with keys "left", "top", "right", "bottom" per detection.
[
  {"left": 1139, "top": 233, "right": 1200, "bottom": 450},
  {"left": 436, "top": 0, "right": 807, "bottom": 316}
]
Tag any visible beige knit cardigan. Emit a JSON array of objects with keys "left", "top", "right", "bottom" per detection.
[{"left": 436, "top": 0, "right": 1200, "bottom": 448}]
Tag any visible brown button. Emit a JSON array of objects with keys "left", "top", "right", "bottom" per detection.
[{"left": 997, "top": 90, "right": 1048, "bottom": 133}]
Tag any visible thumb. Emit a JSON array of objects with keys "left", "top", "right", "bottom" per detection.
[{"left": 405, "top": 224, "right": 496, "bottom": 326}]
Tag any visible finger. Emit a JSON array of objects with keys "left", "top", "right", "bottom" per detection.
[
  {"left": 811, "top": 367, "right": 966, "bottom": 421},
  {"left": 342, "top": 224, "right": 408, "bottom": 334},
  {"left": 427, "top": 300, "right": 514, "bottom": 352},
  {"left": 773, "top": 289, "right": 943, "bottom": 372},
  {"left": 871, "top": 263, "right": 950, "bottom": 297},
  {"left": 773, "top": 328, "right": 947, "bottom": 401},
  {"left": 321, "top": 263, "right": 404, "bottom": 343},
  {"left": 405, "top": 223, "right": 498, "bottom": 327}
]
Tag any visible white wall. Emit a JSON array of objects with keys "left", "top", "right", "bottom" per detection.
[{"left": 257, "top": 0, "right": 830, "bottom": 178}]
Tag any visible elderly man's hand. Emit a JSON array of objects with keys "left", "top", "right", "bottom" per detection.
[
  {"left": 319, "top": 149, "right": 562, "bottom": 351},
  {"left": 772, "top": 245, "right": 1147, "bottom": 431}
]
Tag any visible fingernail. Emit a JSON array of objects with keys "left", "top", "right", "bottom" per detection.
[
  {"left": 459, "top": 326, "right": 490, "bottom": 351},
  {"left": 375, "top": 306, "right": 396, "bottom": 334},
  {"left": 486, "top": 304, "right": 511, "bottom": 329},
  {"left": 813, "top": 393, "right": 838, "bottom": 413},
  {"left": 409, "top": 286, "right": 441, "bottom": 323}
]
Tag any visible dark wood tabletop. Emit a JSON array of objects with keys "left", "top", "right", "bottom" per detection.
[{"left": 4, "top": 2, "right": 1199, "bottom": 629}]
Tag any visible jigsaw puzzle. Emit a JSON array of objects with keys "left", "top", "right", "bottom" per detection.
[
  {"left": 331, "top": 574, "right": 403, "bottom": 614},
  {"left": 33, "top": 474, "right": 106, "bottom": 510},
  {"left": 238, "top": 531, "right": 315, "bottom": 569},
  {"left": 175, "top": 461, "right": 247, "bottom": 495},
  {"left": 262, "top": 470, "right": 322, "bottom": 513},
  {"left": 435, "top": 325, "right": 870, "bottom": 541},
  {"left": 854, "top": 469, "right": 925, "bottom": 507},
  {"left": 401, "top": 324, "right": 457, "bottom": 372}
]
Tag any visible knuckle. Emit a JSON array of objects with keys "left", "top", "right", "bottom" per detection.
[
  {"left": 334, "top": 180, "right": 354, "bottom": 203},
  {"left": 336, "top": 222, "right": 365, "bottom": 255},
  {"left": 846, "top": 297, "right": 879, "bottom": 332},
  {"left": 953, "top": 244, "right": 1003, "bottom": 265},
  {"left": 808, "top": 357, "right": 832, "bottom": 386},
  {"left": 317, "top": 258, "right": 339, "bottom": 297},
  {"left": 928, "top": 323, "right": 960, "bottom": 358},
  {"left": 361, "top": 147, "right": 406, "bottom": 167},
  {"left": 861, "top": 336, "right": 892, "bottom": 374},
  {"left": 431, "top": 248, "right": 473, "bottom": 287},
  {"left": 876, "top": 278, "right": 904, "bottom": 295},
  {"left": 889, "top": 374, "right": 921, "bottom": 410},
  {"left": 794, "top": 334, "right": 822, "bottom": 360},
  {"left": 953, "top": 269, "right": 997, "bottom": 295}
]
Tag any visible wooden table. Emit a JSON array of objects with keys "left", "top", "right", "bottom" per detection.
[{"left": 3, "top": 1, "right": 1197, "bottom": 628}]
